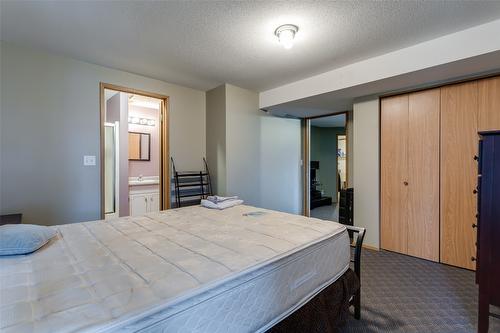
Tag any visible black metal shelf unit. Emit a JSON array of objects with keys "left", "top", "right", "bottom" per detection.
[{"left": 171, "top": 158, "right": 213, "bottom": 208}]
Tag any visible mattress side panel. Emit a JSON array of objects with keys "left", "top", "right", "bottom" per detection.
[{"left": 126, "top": 230, "right": 350, "bottom": 333}]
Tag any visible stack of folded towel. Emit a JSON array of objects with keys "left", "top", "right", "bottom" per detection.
[{"left": 201, "top": 195, "right": 243, "bottom": 210}]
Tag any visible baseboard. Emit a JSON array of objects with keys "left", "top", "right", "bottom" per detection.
[{"left": 362, "top": 244, "right": 379, "bottom": 251}]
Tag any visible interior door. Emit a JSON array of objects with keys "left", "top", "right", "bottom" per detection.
[
  {"left": 440, "top": 81, "right": 478, "bottom": 270},
  {"left": 381, "top": 94, "right": 409, "bottom": 255},
  {"left": 407, "top": 89, "right": 440, "bottom": 262}
]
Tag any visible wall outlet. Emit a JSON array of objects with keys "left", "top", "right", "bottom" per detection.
[{"left": 83, "top": 155, "right": 96, "bottom": 166}]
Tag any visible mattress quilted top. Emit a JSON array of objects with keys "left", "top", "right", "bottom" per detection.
[{"left": 0, "top": 205, "right": 346, "bottom": 333}]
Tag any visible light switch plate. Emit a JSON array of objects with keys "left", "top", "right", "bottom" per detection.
[{"left": 84, "top": 155, "right": 96, "bottom": 166}]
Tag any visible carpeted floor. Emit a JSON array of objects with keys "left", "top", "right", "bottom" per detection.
[
  {"left": 341, "top": 249, "right": 500, "bottom": 333},
  {"left": 310, "top": 203, "right": 339, "bottom": 222}
]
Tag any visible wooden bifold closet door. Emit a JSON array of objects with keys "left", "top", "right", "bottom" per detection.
[
  {"left": 381, "top": 89, "right": 440, "bottom": 261},
  {"left": 381, "top": 95, "right": 409, "bottom": 255},
  {"left": 440, "top": 81, "right": 478, "bottom": 270}
]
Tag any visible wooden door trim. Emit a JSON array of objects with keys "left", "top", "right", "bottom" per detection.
[{"left": 99, "top": 82, "right": 170, "bottom": 219}]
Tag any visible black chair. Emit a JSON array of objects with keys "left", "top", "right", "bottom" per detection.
[{"left": 346, "top": 225, "right": 366, "bottom": 320}]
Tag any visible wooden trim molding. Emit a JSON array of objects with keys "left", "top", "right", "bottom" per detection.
[
  {"left": 101, "top": 83, "right": 169, "bottom": 100},
  {"left": 99, "top": 82, "right": 170, "bottom": 219}
]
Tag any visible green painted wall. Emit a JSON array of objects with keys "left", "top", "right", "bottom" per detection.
[{"left": 310, "top": 126, "right": 346, "bottom": 202}]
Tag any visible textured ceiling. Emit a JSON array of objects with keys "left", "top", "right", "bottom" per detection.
[{"left": 2, "top": 1, "right": 500, "bottom": 91}]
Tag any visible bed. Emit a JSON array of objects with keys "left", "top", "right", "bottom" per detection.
[{"left": 0, "top": 205, "right": 359, "bottom": 333}]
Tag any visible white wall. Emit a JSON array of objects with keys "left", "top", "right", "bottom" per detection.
[
  {"left": 352, "top": 97, "right": 380, "bottom": 249},
  {"left": 206, "top": 85, "right": 227, "bottom": 195},
  {"left": 259, "top": 115, "right": 302, "bottom": 214},
  {"left": 0, "top": 42, "right": 206, "bottom": 225},
  {"left": 205, "top": 84, "right": 302, "bottom": 214},
  {"left": 225, "top": 84, "right": 261, "bottom": 206}
]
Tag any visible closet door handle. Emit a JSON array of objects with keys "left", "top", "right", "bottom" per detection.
[
  {"left": 403, "top": 181, "right": 409, "bottom": 186},
  {"left": 472, "top": 223, "right": 477, "bottom": 229},
  {"left": 473, "top": 155, "right": 479, "bottom": 161},
  {"left": 144, "top": 197, "right": 147, "bottom": 203},
  {"left": 471, "top": 257, "right": 476, "bottom": 262},
  {"left": 473, "top": 189, "right": 478, "bottom": 194}
]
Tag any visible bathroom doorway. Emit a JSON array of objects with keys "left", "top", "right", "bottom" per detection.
[{"left": 100, "top": 83, "right": 169, "bottom": 219}]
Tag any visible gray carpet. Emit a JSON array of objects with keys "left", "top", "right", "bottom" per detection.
[
  {"left": 341, "top": 249, "right": 500, "bottom": 333},
  {"left": 311, "top": 203, "right": 339, "bottom": 222}
]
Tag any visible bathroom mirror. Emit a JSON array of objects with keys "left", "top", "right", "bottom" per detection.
[{"left": 128, "top": 132, "right": 151, "bottom": 161}]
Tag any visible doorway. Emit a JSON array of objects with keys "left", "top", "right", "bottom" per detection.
[
  {"left": 100, "top": 83, "right": 169, "bottom": 219},
  {"left": 305, "top": 112, "right": 348, "bottom": 221}
]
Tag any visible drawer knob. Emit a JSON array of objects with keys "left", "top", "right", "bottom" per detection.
[
  {"left": 403, "top": 181, "right": 409, "bottom": 186},
  {"left": 473, "top": 189, "right": 478, "bottom": 194}
]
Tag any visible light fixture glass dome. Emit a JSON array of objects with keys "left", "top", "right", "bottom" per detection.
[{"left": 275, "top": 24, "right": 298, "bottom": 49}]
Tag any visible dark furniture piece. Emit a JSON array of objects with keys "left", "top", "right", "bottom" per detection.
[
  {"left": 477, "top": 131, "right": 500, "bottom": 333},
  {"left": 268, "top": 226, "right": 366, "bottom": 332},
  {"left": 347, "top": 225, "right": 365, "bottom": 320},
  {"left": 339, "top": 188, "right": 354, "bottom": 226},
  {"left": 310, "top": 160, "right": 332, "bottom": 209},
  {"left": 171, "top": 158, "right": 213, "bottom": 208},
  {"left": 0, "top": 213, "right": 22, "bottom": 226}
]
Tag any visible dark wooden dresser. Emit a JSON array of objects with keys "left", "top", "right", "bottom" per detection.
[{"left": 477, "top": 130, "right": 500, "bottom": 333}]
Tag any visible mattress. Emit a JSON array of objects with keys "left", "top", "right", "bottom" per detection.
[{"left": 0, "top": 205, "right": 350, "bottom": 333}]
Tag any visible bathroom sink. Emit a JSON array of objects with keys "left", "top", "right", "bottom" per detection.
[{"left": 129, "top": 176, "right": 159, "bottom": 186}]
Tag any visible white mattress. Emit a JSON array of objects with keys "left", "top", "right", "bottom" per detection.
[{"left": 0, "top": 205, "right": 350, "bottom": 333}]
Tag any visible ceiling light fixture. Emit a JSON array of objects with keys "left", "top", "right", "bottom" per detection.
[{"left": 274, "top": 24, "right": 299, "bottom": 49}]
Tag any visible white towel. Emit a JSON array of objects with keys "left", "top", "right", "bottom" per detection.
[
  {"left": 206, "top": 195, "right": 239, "bottom": 204},
  {"left": 201, "top": 199, "right": 244, "bottom": 210}
]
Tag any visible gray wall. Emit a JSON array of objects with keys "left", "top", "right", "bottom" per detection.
[
  {"left": 205, "top": 84, "right": 302, "bottom": 214},
  {"left": 259, "top": 115, "right": 302, "bottom": 214},
  {"left": 0, "top": 42, "right": 206, "bottom": 225},
  {"left": 205, "top": 85, "right": 227, "bottom": 195},
  {"left": 310, "top": 126, "right": 345, "bottom": 202},
  {"left": 352, "top": 97, "right": 380, "bottom": 249},
  {"left": 225, "top": 84, "right": 261, "bottom": 206}
]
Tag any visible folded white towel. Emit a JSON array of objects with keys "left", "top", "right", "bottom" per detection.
[
  {"left": 201, "top": 199, "right": 244, "bottom": 210},
  {"left": 206, "top": 195, "right": 239, "bottom": 204}
]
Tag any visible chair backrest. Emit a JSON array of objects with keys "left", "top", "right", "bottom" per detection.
[{"left": 345, "top": 225, "right": 366, "bottom": 279}]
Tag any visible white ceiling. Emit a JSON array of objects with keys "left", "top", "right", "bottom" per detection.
[
  {"left": 310, "top": 114, "right": 345, "bottom": 128},
  {"left": 2, "top": 1, "right": 500, "bottom": 92}
]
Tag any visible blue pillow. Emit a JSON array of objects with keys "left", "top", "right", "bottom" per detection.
[{"left": 0, "top": 224, "right": 57, "bottom": 256}]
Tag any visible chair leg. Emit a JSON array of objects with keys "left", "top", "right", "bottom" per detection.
[{"left": 354, "top": 288, "right": 361, "bottom": 320}]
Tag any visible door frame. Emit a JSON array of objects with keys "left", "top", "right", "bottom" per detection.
[
  {"left": 336, "top": 133, "right": 348, "bottom": 192},
  {"left": 103, "top": 121, "right": 120, "bottom": 219},
  {"left": 99, "top": 82, "right": 170, "bottom": 219},
  {"left": 302, "top": 111, "right": 350, "bottom": 217}
]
